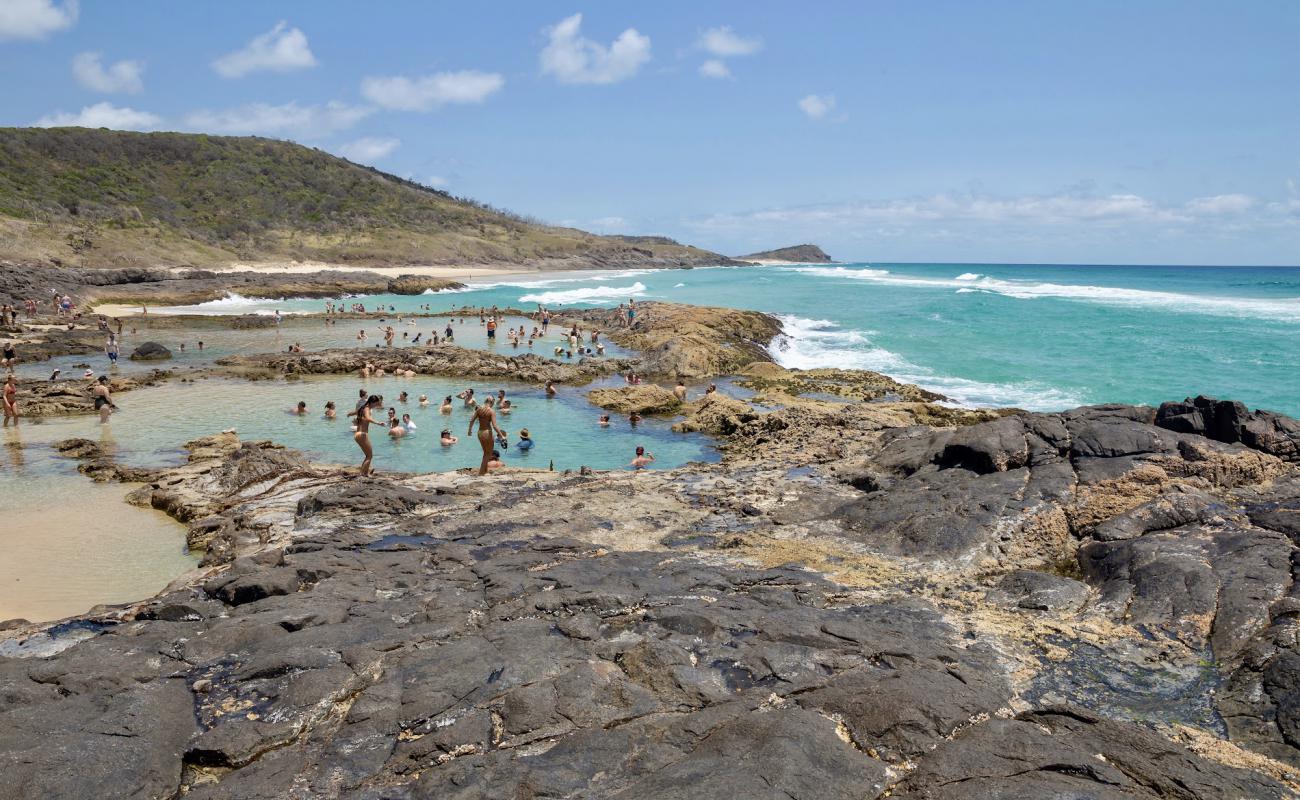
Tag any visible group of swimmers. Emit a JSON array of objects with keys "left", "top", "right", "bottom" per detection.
[{"left": 297, "top": 378, "right": 658, "bottom": 476}]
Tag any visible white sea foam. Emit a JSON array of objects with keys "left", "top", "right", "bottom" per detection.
[
  {"left": 955, "top": 272, "right": 982, "bottom": 281},
  {"left": 785, "top": 266, "right": 1300, "bottom": 322},
  {"left": 955, "top": 288, "right": 977, "bottom": 294},
  {"left": 518, "top": 282, "right": 648, "bottom": 306},
  {"left": 466, "top": 269, "right": 662, "bottom": 291},
  {"left": 770, "top": 315, "right": 1085, "bottom": 411},
  {"left": 673, "top": 282, "right": 686, "bottom": 288}
]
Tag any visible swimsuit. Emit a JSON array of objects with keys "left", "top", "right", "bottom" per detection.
[{"left": 94, "top": 396, "right": 109, "bottom": 410}]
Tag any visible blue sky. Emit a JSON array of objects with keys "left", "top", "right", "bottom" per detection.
[{"left": 2, "top": 0, "right": 1298, "bottom": 265}]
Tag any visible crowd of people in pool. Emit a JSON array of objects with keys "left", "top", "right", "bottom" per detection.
[
  {"left": 299, "top": 377, "right": 661, "bottom": 476},
  {"left": 6, "top": 297, "right": 675, "bottom": 472}
]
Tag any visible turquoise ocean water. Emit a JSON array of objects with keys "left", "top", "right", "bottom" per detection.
[{"left": 175, "top": 263, "right": 1300, "bottom": 417}]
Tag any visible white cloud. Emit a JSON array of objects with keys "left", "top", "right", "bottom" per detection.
[
  {"left": 540, "top": 13, "right": 651, "bottom": 85},
  {"left": 212, "top": 21, "right": 317, "bottom": 78},
  {"left": 338, "top": 137, "right": 400, "bottom": 163},
  {"left": 691, "top": 191, "right": 1292, "bottom": 237},
  {"left": 360, "top": 71, "right": 504, "bottom": 112},
  {"left": 0, "top": 0, "right": 77, "bottom": 41},
  {"left": 427, "top": 176, "right": 449, "bottom": 188},
  {"left": 699, "top": 59, "right": 731, "bottom": 79},
  {"left": 798, "top": 94, "right": 836, "bottom": 119},
  {"left": 183, "top": 101, "right": 370, "bottom": 136},
  {"left": 699, "top": 26, "right": 762, "bottom": 57},
  {"left": 1184, "top": 193, "right": 1256, "bottom": 215},
  {"left": 72, "top": 52, "right": 144, "bottom": 94},
  {"left": 34, "top": 102, "right": 159, "bottom": 130}
]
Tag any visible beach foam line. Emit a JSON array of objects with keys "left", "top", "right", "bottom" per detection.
[
  {"left": 466, "top": 268, "right": 663, "bottom": 291},
  {"left": 143, "top": 292, "right": 290, "bottom": 315},
  {"left": 518, "top": 282, "right": 648, "bottom": 306},
  {"left": 784, "top": 266, "right": 1300, "bottom": 322},
  {"left": 771, "top": 315, "right": 1086, "bottom": 411}
]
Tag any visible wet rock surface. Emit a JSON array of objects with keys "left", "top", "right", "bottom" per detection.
[
  {"left": 572, "top": 302, "right": 783, "bottom": 378},
  {"left": 130, "top": 340, "right": 173, "bottom": 360},
  {"left": 9, "top": 398, "right": 1300, "bottom": 797},
  {"left": 217, "top": 343, "right": 630, "bottom": 385}
]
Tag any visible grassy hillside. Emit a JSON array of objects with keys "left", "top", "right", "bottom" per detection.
[
  {"left": 0, "top": 127, "right": 733, "bottom": 269},
  {"left": 739, "top": 244, "right": 832, "bottom": 262}
]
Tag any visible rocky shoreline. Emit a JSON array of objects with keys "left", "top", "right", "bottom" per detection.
[
  {"left": 6, "top": 393, "right": 1300, "bottom": 797},
  {"left": 7, "top": 289, "right": 1300, "bottom": 796}
]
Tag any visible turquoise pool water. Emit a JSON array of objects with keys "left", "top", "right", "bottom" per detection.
[
  {"left": 166, "top": 263, "right": 1300, "bottom": 416},
  {"left": 7, "top": 375, "right": 715, "bottom": 474}
]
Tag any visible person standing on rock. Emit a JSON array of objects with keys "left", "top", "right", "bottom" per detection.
[
  {"left": 468, "top": 396, "right": 504, "bottom": 476},
  {"left": 2, "top": 341, "right": 15, "bottom": 371},
  {"left": 354, "top": 395, "right": 381, "bottom": 476},
  {"left": 3, "top": 374, "right": 17, "bottom": 427}
]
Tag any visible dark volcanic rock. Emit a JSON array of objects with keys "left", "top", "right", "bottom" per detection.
[
  {"left": 1158, "top": 395, "right": 1300, "bottom": 462},
  {"left": 892, "top": 707, "right": 1294, "bottom": 799},
  {"left": 129, "top": 340, "right": 172, "bottom": 360},
  {"left": 8, "top": 397, "right": 1300, "bottom": 797}
]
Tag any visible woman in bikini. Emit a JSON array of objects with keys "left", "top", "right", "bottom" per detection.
[
  {"left": 3, "top": 374, "right": 17, "bottom": 427},
  {"left": 92, "top": 375, "right": 116, "bottom": 423},
  {"left": 467, "top": 396, "right": 503, "bottom": 476},
  {"left": 354, "top": 394, "right": 381, "bottom": 475}
]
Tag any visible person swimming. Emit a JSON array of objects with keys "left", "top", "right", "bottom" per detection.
[
  {"left": 517, "top": 428, "right": 534, "bottom": 450},
  {"left": 598, "top": 414, "right": 611, "bottom": 426},
  {"left": 402, "top": 413, "right": 417, "bottom": 433},
  {"left": 440, "top": 429, "right": 458, "bottom": 446},
  {"left": 458, "top": 388, "right": 476, "bottom": 407},
  {"left": 440, "top": 395, "right": 453, "bottom": 414},
  {"left": 388, "top": 418, "right": 407, "bottom": 438},
  {"left": 545, "top": 381, "right": 557, "bottom": 397},
  {"left": 674, "top": 380, "right": 687, "bottom": 402},
  {"left": 399, "top": 391, "right": 409, "bottom": 403},
  {"left": 354, "top": 395, "right": 381, "bottom": 475},
  {"left": 293, "top": 401, "right": 308, "bottom": 416},
  {"left": 629, "top": 411, "right": 642, "bottom": 426},
  {"left": 324, "top": 401, "right": 337, "bottom": 420},
  {"left": 486, "top": 449, "right": 504, "bottom": 470},
  {"left": 418, "top": 394, "right": 429, "bottom": 407},
  {"left": 468, "top": 396, "right": 503, "bottom": 476},
  {"left": 630, "top": 446, "right": 654, "bottom": 469}
]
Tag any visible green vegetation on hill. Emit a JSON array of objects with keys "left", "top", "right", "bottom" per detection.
[
  {"left": 0, "top": 127, "right": 734, "bottom": 269},
  {"left": 739, "top": 244, "right": 833, "bottom": 262}
]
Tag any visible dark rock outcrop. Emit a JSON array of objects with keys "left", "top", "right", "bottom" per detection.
[{"left": 129, "top": 341, "right": 172, "bottom": 360}]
